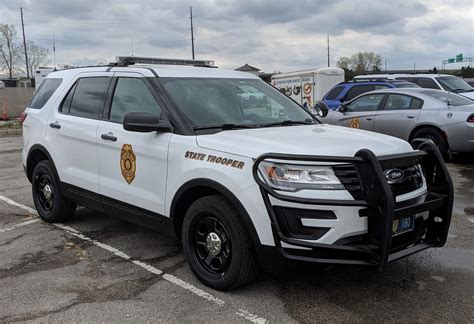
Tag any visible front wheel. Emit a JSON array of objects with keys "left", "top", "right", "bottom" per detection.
[
  {"left": 412, "top": 128, "right": 449, "bottom": 159},
  {"left": 182, "top": 195, "right": 259, "bottom": 290}
]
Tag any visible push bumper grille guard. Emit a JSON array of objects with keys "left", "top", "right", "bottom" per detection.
[{"left": 252, "top": 141, "right": 454, "bottom": 269}]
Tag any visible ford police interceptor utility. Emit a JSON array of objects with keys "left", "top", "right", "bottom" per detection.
[{"left": 22, "top": 57, "right": 453, "bottom": 290}]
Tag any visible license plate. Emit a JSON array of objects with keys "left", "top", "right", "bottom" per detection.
[{"left": 393, "top": 215, "right": 415, "bottom": 236}]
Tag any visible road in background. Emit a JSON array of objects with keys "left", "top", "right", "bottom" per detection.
[{"left": 1, "top": 135, "right": 473, "bottom": 323}]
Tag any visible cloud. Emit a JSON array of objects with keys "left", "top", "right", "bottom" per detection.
[{"left": 0, "top": 0, "right": 472, "bottom": 74}]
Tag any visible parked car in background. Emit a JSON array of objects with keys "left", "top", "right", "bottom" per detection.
[
  {"left": 354, "top": 74, "right": 474, "bottom": 100},
  {"left": 322, "top": 88, "right": 474, "bottom": 157},
  {"left": 322, "top": 79, "right": 419, "bottom": 109},
  {"left": 463, "top": 78, "right": 474, "bottom": 87},
  {"left": 0, "top": 81, "right": 5, "bottom": 89}
]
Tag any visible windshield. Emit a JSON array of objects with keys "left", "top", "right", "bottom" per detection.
[
  {"left": 159, "top": 78, "right": 315, "bottom": 130},
  {"left": 421, "top": 90, "right": 474, "bottom": 106},
  {"left": 436, "top": 76, "right": 473, "bottom": 92}
]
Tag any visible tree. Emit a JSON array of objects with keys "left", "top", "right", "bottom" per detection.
[
  {"left": 0, "top": 24, "right": 21, "bottom": 79},
  {"left": 22, "top": 40, "right": 50, "bottom": 77},
  {"left": 337, "top": 52, "right": 383, "bottom": 76}
]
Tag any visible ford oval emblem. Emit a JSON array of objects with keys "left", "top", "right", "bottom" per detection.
[{"left": 385, "top": 169, "right": 404, "bottom": 183}]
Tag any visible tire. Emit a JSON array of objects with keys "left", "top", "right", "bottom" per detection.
[
  {"left": 412, "top": 128, "right": 449, "bottom": 159},
  {"left": 32, "top": 160, "right": 76, "bottom": 222},
  {"left": 182, "top": 195, "right": 259, "bottom": 290}
]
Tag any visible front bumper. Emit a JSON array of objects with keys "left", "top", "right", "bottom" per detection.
[{"left": 252, "top": 141, "right": 453, "bottom": 269}]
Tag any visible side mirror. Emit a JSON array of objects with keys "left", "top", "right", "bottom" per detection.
[
  {"left": 123, "top": 112, "right": 173, "bottom": 133},
  {"left": 339, "top": 102, "right": 348, "bottom": 113},
  {"left": 313, "top": 101, "right": 329, "bottom": 118}
]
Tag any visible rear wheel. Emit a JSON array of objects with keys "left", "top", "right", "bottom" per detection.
[
  {"left": 182, "top": 195, "right": 259, "bottom": 290},
  {"left": 32, "top": 160, "right": 76, "bottom": 222},
  {"left": 412, "top": 128, "right": 449, "bottom": 159}
]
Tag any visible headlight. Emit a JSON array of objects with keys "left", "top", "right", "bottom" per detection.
[{"left": 258, "top": 161, "right": 343, "bottom": 191}]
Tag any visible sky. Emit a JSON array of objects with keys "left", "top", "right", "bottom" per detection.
[{"left": 1, "top": 0, "right": 473, "bottom": 73}]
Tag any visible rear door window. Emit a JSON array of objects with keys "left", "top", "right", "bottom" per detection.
[
  {"left": 417, "top": 78, "right": 440, "bottom": 89},
  {"left": 345, "top": 85, "right": 374, "bottom": 100},
  {"left": 383, "top": 94, "right": 424, "bottom": 110},
  {"left": 29, "top": 78, "right": 62, "bottom": 109},
  {"left": 325, "top": 86, "right": 344, "bottom": 100},
  {"left": 65, "top": 77, "right": 111, "bottom": 119}
]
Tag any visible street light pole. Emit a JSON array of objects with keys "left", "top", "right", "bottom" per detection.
[{"left": 20, "top": 7, "right": 30, "bottom": 79}]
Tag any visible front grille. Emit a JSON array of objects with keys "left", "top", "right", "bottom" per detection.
[
  {"left": 385, "top": 165, "right": 423, "bottom": 197},
  {"left": 333, "top": 164, "right": 365, "bottom": 200}
]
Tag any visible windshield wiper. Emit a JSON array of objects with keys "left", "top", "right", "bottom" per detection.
[
  {"left": 259, "top": 119, "right": 315, "bottom": 128},
  {"left": 450, "top": 88, "right": 471, "bottom": 93},
  {"left": 193, "top": 123, "right": 257, "bottom": 131}
]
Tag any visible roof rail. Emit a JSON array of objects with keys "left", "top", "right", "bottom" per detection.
[{"left": 115, "top": 56, "right": 216, "bottom": 68}]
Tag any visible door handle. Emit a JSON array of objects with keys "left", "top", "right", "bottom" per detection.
[
  {"left": 49, "top": 122, "right": 61, "bottom": 129},
  {"left": 407, "top": 115, "right": 415, "bottom": 119},
  {"left": 101, "top": 133, "right": 117, "bottom": 142},
  {"left": 366, "top": 117, "right": 373, "bottom": 121}
]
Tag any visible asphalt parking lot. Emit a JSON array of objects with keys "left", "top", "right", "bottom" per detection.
[{"left": 0, "top": 135, "right": 473, "bottom": 323}]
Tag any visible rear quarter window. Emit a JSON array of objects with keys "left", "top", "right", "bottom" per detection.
[
  {"left": 325, "top": 86, "right": 344, "bottom": 100},
  {"left": 29, "top": 78, "right": 62, "bottom": 109}
]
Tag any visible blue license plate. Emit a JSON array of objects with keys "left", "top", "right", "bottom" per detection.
[{"left": 393, "top": 216, "right": 415, "bottom": 236}]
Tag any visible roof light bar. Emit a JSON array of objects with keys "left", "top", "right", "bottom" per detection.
[{"left": 115, "top": 56, "right": 215, "bottom": 67}]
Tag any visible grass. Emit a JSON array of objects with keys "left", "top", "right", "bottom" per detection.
[{"left": 0, "top": 120, "right": 21, "bottom": 129}]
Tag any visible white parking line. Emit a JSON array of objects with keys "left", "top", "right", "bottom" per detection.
[
  {"left": 0, "top": 195, "right": 267, "bottom": 323},
  {"left": 0, "top": 219, "right": 40, "bottom": 233}
]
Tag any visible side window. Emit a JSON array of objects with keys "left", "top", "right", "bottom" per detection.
[
  {"left": 384, "top": 94, "right": 413, "bottom": 110},
  {"left": 325, "top": 86, "right": 344, "bottom": 100},
  {"left": 347, "top": 94, "right": 385, "bottom": 112},
  {"left": 29, "top": 78, "right": 62, "bottom": 109},
  {"left": 345, "top": 85, "right": 374, "bottom": 100},
  {"left": 411, "top": 98, "right": 423, "bottom": 109},
  {"left": 396, "top": 77, "right": 415, "bottom": 83},
  {"left": 68, "top": 77, "right": 110, "bottom": 119},
  {"left": 417, "top": 78, "right": 440, "bottom": 89},
  {"left": 374, "top": 85, "right": 390, "bottom": 90},
  {"left": 109, "top": 78, "right": 162, "bottom": 123}
]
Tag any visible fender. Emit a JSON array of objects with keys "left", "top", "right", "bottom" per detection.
[
  {"left": 170, "top": 178, "right": 262, "bottom": 250},
  {"left": 26, "top": 144, "right": 60, "bottom": 182}
]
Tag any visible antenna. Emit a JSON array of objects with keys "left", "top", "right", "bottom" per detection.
[
  {"left": 326, "top": 34, "right": 330, "bottom": 67},
  {"left": 190, "top": 6, "right": 195, "bottom": 60},
  {"left": 20, "top": 7, "right": 30, "bottom": 78}
]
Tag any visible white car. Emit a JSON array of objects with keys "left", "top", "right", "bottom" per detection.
[
  {"left": 354, "top": 74, "right": 474, "bottom": 100},
  {"left": 22, "top": 57, "right": 453, "bottom": 290},
  {"left": 0, "top": 80, "right": 5, "bottom": 89}
]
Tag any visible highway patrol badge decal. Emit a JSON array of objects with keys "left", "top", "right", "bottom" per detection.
[{"left": 120, "top": 144, "right": 136, "bottom": 184}]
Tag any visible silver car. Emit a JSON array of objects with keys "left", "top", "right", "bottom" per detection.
[{"left": 322, "top": 88, "right": 474, "bottom": 156}]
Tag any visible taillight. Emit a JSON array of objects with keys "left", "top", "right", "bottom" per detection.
[
  {"left": 467, "top": 114, "right": 474, "bottom": 123},
  {"left": 19, "top": 112, "right": 28, "bottom": 124}
]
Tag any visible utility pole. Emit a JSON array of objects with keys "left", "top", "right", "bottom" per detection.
[
  {"left": 326, "top": 34, "right": 330, "bottom": 67},
  {"left": 385, "top": 58, "right": 387, "bottom": 71},
  {"left": 53, "top": 34, "right": 56, "bottom": 69},
  {"left": 190, "top": 6, "right": 195, "bottom": 60},
  {"left": 20, "top": 7, "right": 30, "bottom": 78}
]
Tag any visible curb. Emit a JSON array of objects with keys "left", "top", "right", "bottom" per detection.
[{"left": 0, "top": 129, "right": 22, "bottom": 137}]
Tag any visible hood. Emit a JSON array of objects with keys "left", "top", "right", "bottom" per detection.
[
  {"left": 196, "top": 124, "right": 414, "bottom": 159},
  {"left": 457, "top": 91, "right": 474, "bottom": 100}
]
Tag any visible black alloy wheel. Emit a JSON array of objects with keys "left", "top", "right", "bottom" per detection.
[
  {"left": 192, "top": 215, "right": 231, "bottom": 277},
  {"left": 35, "top": 171, "right": 55, "bottom": 212},
  {"left": 32, "top": 160, "right": 76, "bottom": 222}
]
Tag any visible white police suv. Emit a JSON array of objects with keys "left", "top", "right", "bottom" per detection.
[{"left": 22, "top": 57, "right": 453, "bottom": 290}]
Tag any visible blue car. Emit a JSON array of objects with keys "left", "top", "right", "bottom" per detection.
[{"left": 322, "top": 80, "right": 419, "bottom": 109}]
